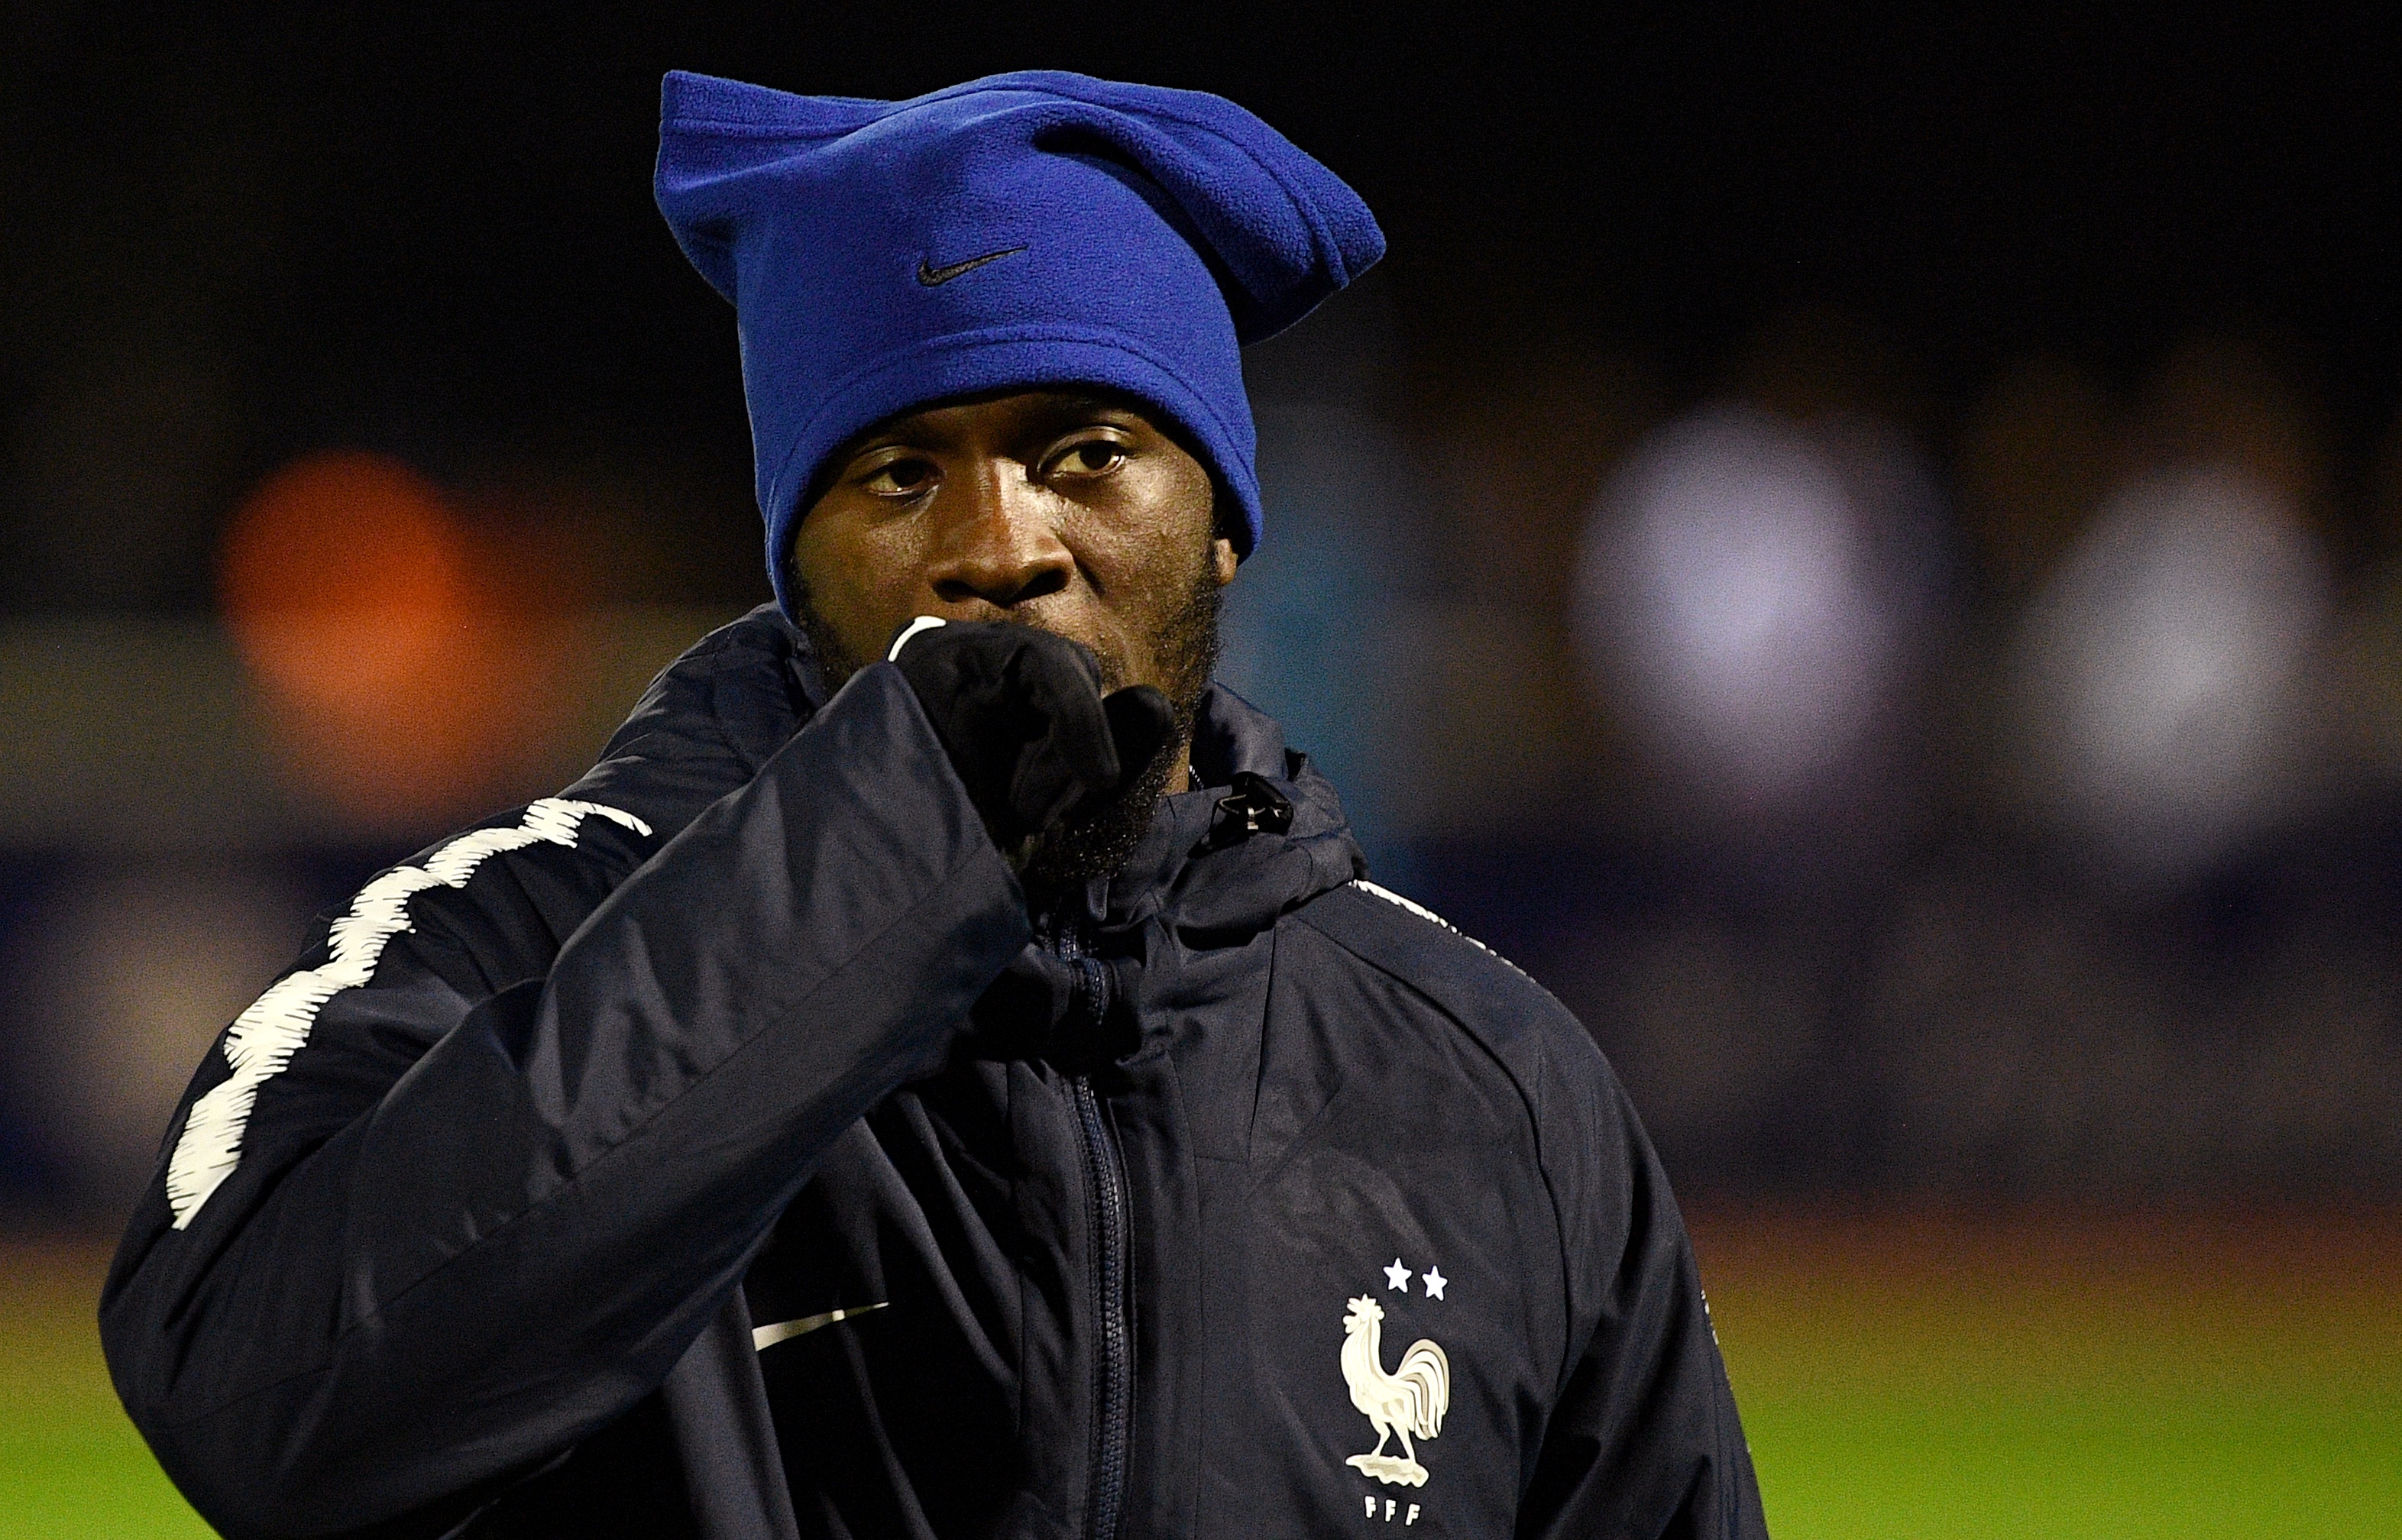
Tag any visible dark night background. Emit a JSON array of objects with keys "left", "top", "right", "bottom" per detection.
[
  {"left": 7, "top": 6, "right": 2400, "bottom": 608},
  {"left": 6, "top": 2, "right": 2402, "bottom": 1208}
]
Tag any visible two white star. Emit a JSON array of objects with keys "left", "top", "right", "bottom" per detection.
[{"left": 1382, "top": 1257, "right": 1449, "bottom": 1300}]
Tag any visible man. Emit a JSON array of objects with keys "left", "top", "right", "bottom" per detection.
[{"left": 102, "top": 70, "right": 1768, "bottom": 1540}]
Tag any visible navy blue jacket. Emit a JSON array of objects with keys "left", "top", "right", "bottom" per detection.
[{"left": 102, "top": 607, "right": 1767, "bottom": 1540}]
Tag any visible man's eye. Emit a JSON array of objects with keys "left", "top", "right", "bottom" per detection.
[
  {"left": 1051, "top": 441, "right": 1127, "bottom": 477},
  {"left": 863, "top": 457, "right": 937, "bottom": 495}
]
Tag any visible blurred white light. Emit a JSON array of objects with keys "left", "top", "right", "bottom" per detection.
[
  {"left": 1575, "top": 406, "right": 1929, "bottom": 805},
  {"left": 2015, "top": 464, "right": 2331, "bottom": 879},
  {"left": 15, "top": 863, "right": 309, "bottom": 1204}
]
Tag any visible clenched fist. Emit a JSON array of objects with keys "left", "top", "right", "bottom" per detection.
[{"left": 886, "top": 617, "right": 1177, "bottom": 852}]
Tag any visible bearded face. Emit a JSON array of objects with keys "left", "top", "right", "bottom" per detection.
[{"left": 785, "top": 387, "right": 1237, "bottom": 892}]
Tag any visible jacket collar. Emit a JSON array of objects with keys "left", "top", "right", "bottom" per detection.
[
  {"left": 978, "top": 683, "right": 1364, "bottom": 1067},
  {"left": 1049, "top": 683, "right": 1366, "bottom": 946},
  {"left": 591, "top": 605, "right": 1362, "bottom": 948}
]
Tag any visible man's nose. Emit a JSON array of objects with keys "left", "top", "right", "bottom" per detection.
[{"left": 924, "top": 463, "right": 1074, "bottom": 610}]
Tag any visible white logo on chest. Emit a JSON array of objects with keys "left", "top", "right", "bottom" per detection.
[{"left": 1340, "top": 1294, "right": 1450, "bottom": 1488}]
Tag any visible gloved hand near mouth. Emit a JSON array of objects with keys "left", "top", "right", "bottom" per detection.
[{"left": 885, "top": 616, "right": 1176, "bottom": 856}]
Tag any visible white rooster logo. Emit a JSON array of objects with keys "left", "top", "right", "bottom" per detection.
[{"left": 1340, "top": 1295, "right": 1450, "bottom": 1487}]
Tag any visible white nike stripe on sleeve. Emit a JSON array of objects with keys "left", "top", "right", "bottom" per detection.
[{"left": 163, "top": 797, "right": 652, "bottom": 1229}]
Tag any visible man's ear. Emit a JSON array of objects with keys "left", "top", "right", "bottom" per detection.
[{"left": 1211, "top": 535, "right": 1238, "bottom": 587}]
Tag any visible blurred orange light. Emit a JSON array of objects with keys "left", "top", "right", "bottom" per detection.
[
  {"left": 219, "top": 450, "right": 584, "bottom": 830},
  {"left": 221, "top": 451, "right": 472, "bottom": 701}
]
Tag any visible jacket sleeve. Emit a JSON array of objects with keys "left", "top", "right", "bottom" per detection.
[
  {"left": 99, "top": 664, "right": 1031, "bottom": 1540},
  {"left": 1516, "top": 1067, "right": 1770, "bottom": 1540}
]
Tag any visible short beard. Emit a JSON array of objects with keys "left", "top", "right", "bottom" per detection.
[
  {"left": 788, "top": 553, "right": 1223, "bottom": 898},
  {"left": 788, "top": 585, "right": 872, "bottom": 695}
]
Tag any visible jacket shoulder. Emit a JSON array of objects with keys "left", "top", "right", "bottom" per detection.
[
  {"left": 1286, "top": 879, "right": 1637, "bottom": 1292},
  {"left": 263, "top": 610, "right": 810, "bottom": 1029},
  {"left": 563, "top": 603, "right": 817, "bottom": 839},
  {"left": 1288, "top": 879, "right": 1614, "bottom": 1105},
  {"left": 319, "top": 608, "right": 807, "bottom": 1002}
]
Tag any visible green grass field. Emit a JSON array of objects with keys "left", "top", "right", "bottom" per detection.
[
  {"left": 5, "top": 1209, "right": 2395, "bottom": 1536},
  {"left": 1694, "top": 1208, "right": 2402, "bottom": 1538},
  {"left": 0, "top": 1242, "right": 210, "bottom": 1538}
]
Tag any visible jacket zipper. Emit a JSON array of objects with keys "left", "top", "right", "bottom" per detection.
[{"left": 1056, "top": 925, "right": 1133, "bottom": 1540}]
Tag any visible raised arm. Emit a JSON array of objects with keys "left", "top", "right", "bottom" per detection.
[{"left": 101, "top": 664, "right": 1026, "bottom": 1540}]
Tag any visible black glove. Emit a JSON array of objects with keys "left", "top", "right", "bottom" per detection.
[{"left": 886, "top": 617, "right": 1177, "bottom": 850}]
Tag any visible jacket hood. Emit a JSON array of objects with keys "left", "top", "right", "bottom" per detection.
[
  {"left": 972, "top": 680, "right": 1367, "bottom": 1069},
  {"left": 580, "top": 605, "right": 1364, "bottom": 949},
  {"left": 1077, "top": 683, "right": 1367, "bottom": 943},
  {"left": 576, "top": 607, "right": 1364, "bottom": 1075}
]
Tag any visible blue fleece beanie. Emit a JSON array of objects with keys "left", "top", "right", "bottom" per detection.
[{"left": 653, "top": 70, "right": 1384, "bottom": 613}]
